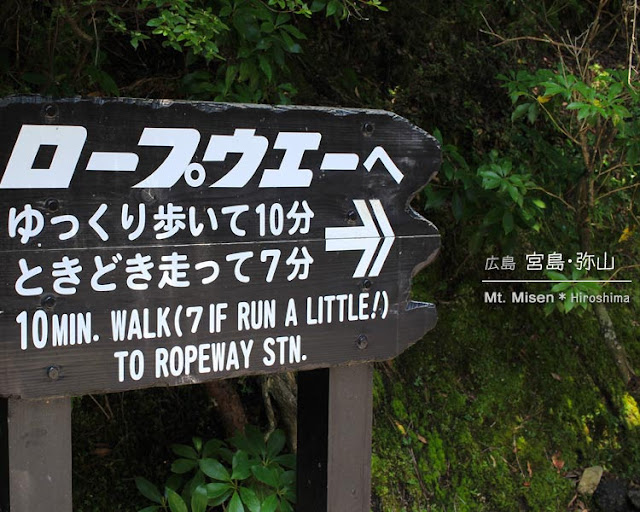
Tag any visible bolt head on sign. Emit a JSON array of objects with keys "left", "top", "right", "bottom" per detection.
[{"left": 0, "top": 96, "right": 440, "bottom": 399}]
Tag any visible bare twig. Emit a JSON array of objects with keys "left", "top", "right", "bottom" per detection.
[
  {"left": 538, "top": 101, "right": 581, "bottom": 145},
  {"left": 596, "top": 182, "right": 640, "bottom": 201},
  {"left": 92, "top": 8, "right": 99, "bottom": 66},
  {"left": 531, "top": 187, "right": 576, "bottom": 211},
  {"left": 629, "top": 0, "right": 639, "bottom": 85},
  {"left": 89, "top": 394, "right": 113, "bottom": 420},
  {"left": 606, "top": 264, "right": 640, "bottom": 282},
  {"left": 63, "top": 0, "right": 93, "bottom": 44}
]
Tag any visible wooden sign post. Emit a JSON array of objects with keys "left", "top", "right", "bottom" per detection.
[{"left": 0, "top": 96, "right": 440, "bottom": 511}]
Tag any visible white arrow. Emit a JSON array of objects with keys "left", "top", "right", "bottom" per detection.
[
  {"left": 363, "top": 147, "right": 404, "bottom": 184},
  {"left": 368, "top": 199, "right": 394, "bottom": 277},
  {"left": 325, "top": 199, "right": 395, "bottom": 278}
]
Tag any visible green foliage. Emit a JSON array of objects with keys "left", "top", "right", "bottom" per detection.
[
  {"left": 1, "top": 0, "right": 386, "bottom": 103},
  {"left": 136, "top": 427, "right": 295, "bottom": 512},
  {"left": 543, "top": 269, "right": 602, "bottom": 315},
  {"left": 426, "top": 131, "right": 546, "bottom": 252},
  {"left": 500, "top": 65, "right": 636, "bottom": 128}
]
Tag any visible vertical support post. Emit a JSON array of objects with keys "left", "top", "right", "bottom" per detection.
[
  {"left": 0, "top": 398, "right": 72, "bottom": 512},
  {"left": 0, "top": 399, "right": 8, "bottom": 512},
  {"left": 297, "top": 364, "right": 373, "bottom": 512}
]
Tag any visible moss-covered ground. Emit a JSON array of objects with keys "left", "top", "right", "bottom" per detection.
[{"left": 370, "top": 270, "right": 640, "bottom": 511}]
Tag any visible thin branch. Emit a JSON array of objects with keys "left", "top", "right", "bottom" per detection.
[
  {"left": 63, "top": 0, "right": 93, "bottom": 44},
  {"left": 89, "top": 394, "right": 112, "bottom": 420},
  {"left": 586, "top": 0, "right": 609, "bottom": 47},
  {"left": 595, "top": 160, "right": 629, "bottom": 196},
  {"left": 630, "top": 0, "right": 639, "bottom": 86},
  {"left": 538, "top": 101, "right": 581, "bottom": 145},
  {"left": 596, "top": 182, "right": 640, "bottom": 201},
  {"left": 606, "top": 264, "right": 640, "bottom": 283},
  {"left": 532, "top": 186, "right": 576, "bottom": 211},
  {"left": 92, "top": 8, "right": 99, "bottom": 67},
  {"left": 481, "top": 31, "right": 586, "bottom": 52}
]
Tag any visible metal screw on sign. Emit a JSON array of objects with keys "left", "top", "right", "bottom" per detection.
[
  {"left": 43, "top": 103, "right": 59, "bottom": 122},
  {"left": 41, "top": 295, "right": 56, "bottom": 309},
  {"left": 47, "top": 366, "right": 61, "bottom": 381},
  {"left": 363, "top": 122, "right": 375, "bottom": 136},
  {"left": 361, "top": 279, "right": 372, "bottom": 291},
  {"left": 356, "top": 334, "right": 368, "bottom": 350},
  {"left": 45, "top": 198, "right": 59, "bottom": 212}
]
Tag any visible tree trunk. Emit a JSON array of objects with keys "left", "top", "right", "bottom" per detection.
[
  {"left": 261, "top": 373, "right": 298, "bottom": 451},
  {"left": 205, "top": 380, "right": 248, "bottom": 437},
  {"left": 592, "top": 302, "right": 638, "bottom": 390},
  {"left": 576, "top": 139, "right": 637, "bottom": 390}
]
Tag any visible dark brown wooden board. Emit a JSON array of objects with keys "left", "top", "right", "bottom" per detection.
[
  {"left": 0, "top": 96, "right": 440, "bottom": 398},
  {"left": 1, "top": 397, "right": 72, "bottom": 512},
  {"left": 297, "top": 365, "right": 374, "bottom": 512}
]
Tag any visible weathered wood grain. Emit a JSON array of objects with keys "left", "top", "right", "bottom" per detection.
[{"left": 0, "top": 97, "right": 440, "bottom": 398}]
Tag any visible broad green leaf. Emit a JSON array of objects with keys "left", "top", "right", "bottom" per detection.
[
  {"left": 273, "top": 453, "right": 296, "bottom": 469},
  {"left": 310, "top": 0, "right": 326, "bottom": 12},
  {"left": 172, "top": 444, "right": 198, "bottom": 460},
  {"left": 506, "top": 184, "right": 521, "bottom": 205},
  {"left": 281, "top": 470, "right": 295, "bottom": 487},
  {"left": 564, "top": 298, "right": 575, "bottom": 313},
  {"left": 186, "top": 471, "right": 205, "bottom": 497},
  {"left": 577, "top": 105, "right": 592, "bottom": 121},
  {"left": 205, "top": 481, "right": 234, "bottom": 499},
  {"left": 135, "top": 477, "right": 163, "bottom": 504},
  {"left": 225, "top": 65, "right": 238, "bottom": 93},
  {"left": 511, "top": 103, "right": 530, "bottom": 122},
  {"left": 190, "top": 485, "right": 208, "bottom": 512},
  {"left": 266, "top": 430, "right": 286, "bottom": 457},
  {"left": 166, "top": 488, "right": 188, "bottom": 512},
  {"left": 275, "top": 12, "right": 291, "bottom": 26},
  {"left": 209, "top": 489, "right": 234, "bottom": 507},
  {"left": 280, "top": 498, "right": 294, "bottom": 512},
  {"left": 281, "top": 24, "right": 307, "bottom": 39},
  {"left": 566, "top": 101, "right": 585, "bottom": 110},
  {"left": 326, "top": 0, "right": 340, "bottom": 17},
  {"left": 192, "top": 437, "right": 203, "bottom": 453},
  {"left": 541, "top": 81, "right": 564, "bottom": 96},
  {"left": 239, "top": 486, "right": 261, "bottom": 512},
  {"left": 551, "top": 282, "right": 572, "bottom": 292},
  {"left": 166, "top": 473, "right": 183, "bottom": 492},
  {"left": 481, "top": 177, "right": 501, "bottom": 189},
  {"left": 245, "top": 426, "right": 267, "bottom": 455},
  {"left": 252, "top": 465, "right": 279, "bottom": 487},
  {"left": 432, "top": 127, "right": 443, "bottom": 144},
  {"left": 546, "top": 271, "right": 567, "bottom": 281},
  {"left": 232, "top": 450, "right": 251, "bottom": 480},
  {"left": 280, "top": 31, "right": 302, "bottom": 53},
  {"left": 261, "top": 494, "right": 279, "bottom": 512},
  {"left": 199, "top": 458, "right": 230, "bottom": 481},
  {"left": 258, "top": 55, "right": 273, "bottom": 81},
  {"left": 229, "top": 491, "right": 245, "bottom": 512},
  {"left": 261, "top": 21, "right": 275, "bottom": 33},
  {"left": 284, "top": 484, "right": 296, "bottom": 502},
  {"left": 171, "top": 458, "right": 198, "bottom": 474},
  {"left": 532, "top": 199, "right": 546, "bottom": 209}
]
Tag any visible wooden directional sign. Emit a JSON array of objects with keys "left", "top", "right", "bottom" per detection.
[{"left": 0, "top": 96, "right": 440, "bottom": 398}]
